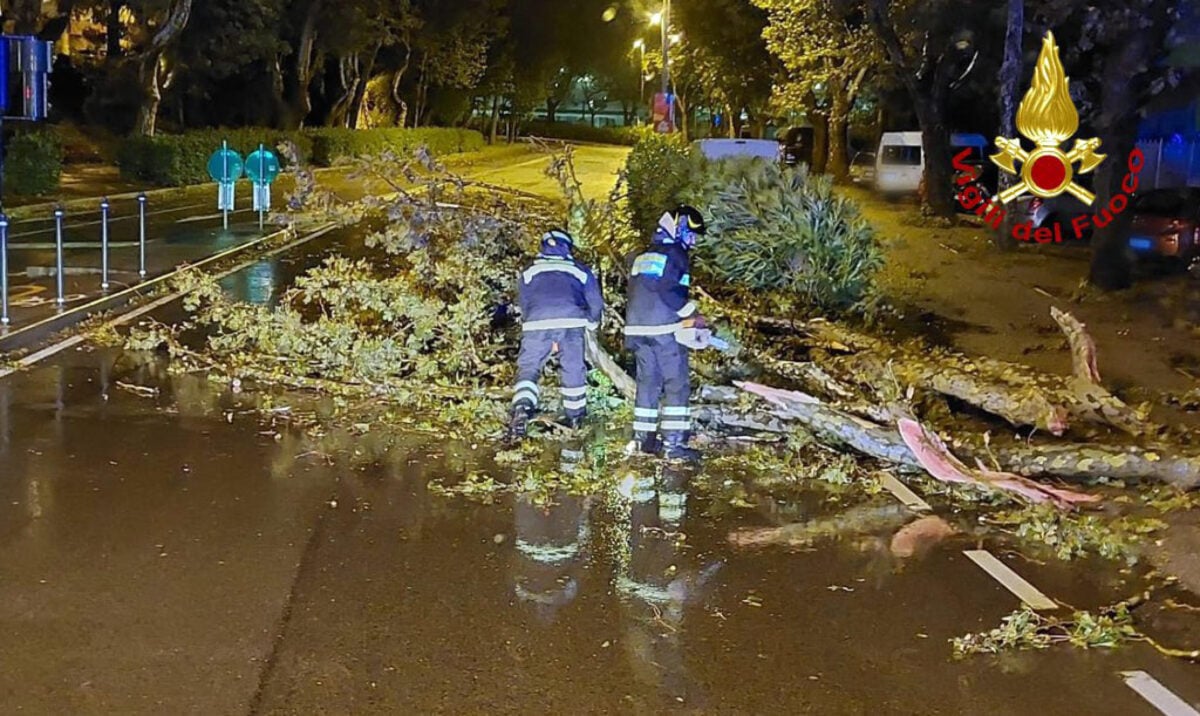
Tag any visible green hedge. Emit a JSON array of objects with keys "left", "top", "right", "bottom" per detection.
[
  {"left": 7, "top": 131, "right": 64, "bottom": 196},
  {"left": 119, "top": 127, "right": 484, "bottom": 187},
  {"left": 307, "top": 127, "right": 484, "bottom": 166},
  {"left": 521, "top": 120, "right": 641, "bottom": 146}
]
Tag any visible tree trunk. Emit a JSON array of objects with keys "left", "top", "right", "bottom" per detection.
[
  {"left": 281, "top": 0, "right": 322, "bottom": 129},
  {"left": 914, "top": 94, "right": 954, "bottom": 216},
  {"left": 1089, "top": 34, "right": 1152, "bottom": 290},
  {"left": 107, "top": 0, "right": 125, "bottom": 58},
  {"left": 828, "top": 83, "right": 851, "bottom": 182},
  {"left": 9, "top": 0, "right": 41, "bottom": 33},
  {"left": 346, "top": 43, "right": 380, "bottom": 129},
  {"left": 811, "top": 113, "right": 829, "bottom": 174},
  {"left": 994, "top": 0, "right": 1024, "bottom": 250},
  {"left": 327, "top": 54, "right": 361, "bottom": 128},
  {"left": 546, "top": 98, "right": 558, "bottom": 122},
  {"left": 488, "top": 96, "right": 500, "bottom": 145},
  {"left": 134, "top": 53, "right": 163, "bottom": 136},
  {"left": 130, "top": 0, "right": 192, "bottom": 137}
]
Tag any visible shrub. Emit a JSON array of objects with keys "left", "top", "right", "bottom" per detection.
[
  {"left": 6, "top": 131, "right": 64, "bottom": 196},
  {"left": 118, "top": 127, "right": 483, "bottom": 186},
  {"left": 623, "top": 132, "right": 696, "bottom": 238},
  {"left": 308, "top": 127, "right": 484, "bottom": 167},
  {"left": 521, "top": 120, "right": 642, "bottom": 146},
  {"left": 685, "top": 158, "right": 882, "bottom": 313}
]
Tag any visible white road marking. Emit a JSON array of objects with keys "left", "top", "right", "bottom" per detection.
[
  {"left": 1121, "top": 671, "right": 1200, "bottom": 716},
  {"left": 0, "top": 224, "right": 336, "bottom": 379},
  {"left": 7, "top": 203, "right": 209, "bottom": 239},
  {"left": 877, "top": 471, "right": 931, "bottom": 512},
  {"left": 176, "top": 209, "right": 255, "bottom": 224},
  {"left": 963, "top": 549, "right": 1058, "bottom": 610}
]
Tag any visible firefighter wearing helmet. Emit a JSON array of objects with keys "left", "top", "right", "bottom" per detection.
[{"left": 623, "top": 205, "right": 708, "bottom": 462}]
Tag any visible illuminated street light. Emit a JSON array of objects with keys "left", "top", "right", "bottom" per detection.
[
  {"left": 649, "top": 11, "right": 662, "bottom": 25},
  {"left": 669, "top": 32, "right": 682, "bottom": 44},
  {"left": 633, "top": 39, "right": 644, "bottom": 50}
]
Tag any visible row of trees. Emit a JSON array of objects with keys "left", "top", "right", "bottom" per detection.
[
  {"left": 753, "top": 0, "right": 1199, "bottom": 288},
  {"left": 15, "top": 0, "right": 785, "bottom": 140}
]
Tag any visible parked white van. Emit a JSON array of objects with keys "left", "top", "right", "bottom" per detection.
[{"left": 874, "top": 132, "right": 988, "bottom": 196}]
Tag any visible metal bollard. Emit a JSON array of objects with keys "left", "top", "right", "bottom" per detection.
[
  {"left": 0, "top": 214, "right": 9, "bottom": 326},
  {"left": 138, "top": 193, "right": 147, "bottom": 278},
  {"left": 100, "top": 197, "right": 111, "bottom": 290},
  {"left": 54, "top": 206, "right": 65, "bottom": 305}
]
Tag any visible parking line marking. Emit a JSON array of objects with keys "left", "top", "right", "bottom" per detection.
[
  {"left": 1121, "top": 671, "right": 1200, "bottom": 716},
  {"left": 877, "top": 471, "right": 931, "bottom": 512},
  {"left": 963, "top": 549, "right": 1058, "bottom": 610}
]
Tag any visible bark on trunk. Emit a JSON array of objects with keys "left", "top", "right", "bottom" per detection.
[
  {"left": 9, "top": 0, "right": 42, "bottom": 33},
  {"left": 107, "top": 0, "right": 125, "bottom": 58},
  {"left": 346, "top": 43, "right": 381, "bottom": 129},
  {"left": 134, "top": 54, "right": 162, "bottom": 136},
  {"left": 281, "top": 0, "right": 323, "bottom": 129},
  {"left": 721, "top": 382, "right": 1199, "bottom": 490},
  {"left": 915, "top": 95, "right": 954, "bottom": 216},
  {"left": 132, "top": 0, "right": 193, "bottom": 137},
  {"left": 828, "top": 84, "right": 851, "bottom": 182},
  {"left": 994, "top": 0, "right": 1024, "bottom": 250},
  {"left": 488, "top": 96, "right": 501, "bottom": 145}
]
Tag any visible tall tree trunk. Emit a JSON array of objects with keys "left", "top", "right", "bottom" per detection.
[
  {"left": 107, "top": 0, "right": 125, "bottom": 58},
  {"left": 346, "top": 43, "right": 380, "bottom": 129},
  {"left": 134, "top": 53, "right": 162, "bottom": 136},
  {"left": 994, "top": 0, "right": 1024, "bottom": 250},
  {"left": 1089, "top": 54, "right": 1144, "bottom": 289},
  {"left": 546, "top": 98, "right": 558, "bottom": 122},
  {"left": 328, "top": 54, "right": 361, "bottom": 128},
  {"left": 488, "top": 96, "right": 500, "bottom": 144},
  {"left": 914, "top": 92, "right": 955, "bottom": 216},
  {"left": 9, "top": 0, "right": 42, "bottom": 33},
  {"left": 132, "top": 0, "right": 193, "bottom": 137},
  {"left": 828, "top": 82, "right": 851, "bottom": 181},
  {"left": 282, "top": 0, "right": 323, "bottom": 129}
]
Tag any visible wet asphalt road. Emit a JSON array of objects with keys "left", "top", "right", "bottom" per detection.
[
  {"left": 3, "top": 331, "right": 1199, "bottom": 714},
  {"left": 1, "top": 150, "right": 1199, "bottom": 713}
]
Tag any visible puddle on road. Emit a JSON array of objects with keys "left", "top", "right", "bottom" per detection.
[{"left": 1, "top": 350, "right": 1197, "bottom": 714}]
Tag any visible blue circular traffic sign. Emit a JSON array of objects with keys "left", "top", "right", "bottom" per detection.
[
  {"left": 245, "top": 148, "right": 281, "bottom": 184},
  {"left": 208, "top": 148, "right": 244, "bottom": 182}
]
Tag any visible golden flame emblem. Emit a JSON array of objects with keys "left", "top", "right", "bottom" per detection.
[{"left": 992, "top": 32, "right": 1105, "bottom": 205}]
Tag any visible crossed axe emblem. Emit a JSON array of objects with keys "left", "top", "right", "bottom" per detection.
[{"left": 992, "top": 136, "right": 1105, "bottom": 205}]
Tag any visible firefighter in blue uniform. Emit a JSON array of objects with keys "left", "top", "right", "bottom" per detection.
[
  {"left": 509, "top": 229, "right": 604, "bottom": 439},
  {"left": 624, "top": 205, "right": 708, "bottom": 462}
]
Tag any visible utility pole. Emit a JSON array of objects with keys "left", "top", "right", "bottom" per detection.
[{"left": 661, "top": 0, "right": 673, "bottom": 130}]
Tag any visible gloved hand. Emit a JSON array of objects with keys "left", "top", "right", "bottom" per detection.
[{"left": 683, "top": 314, "right": 708, "bottom": 330}]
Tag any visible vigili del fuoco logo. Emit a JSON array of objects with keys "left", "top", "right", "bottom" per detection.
[{"left": 953, "top": 31, "right": 1145, "bottom": 243}]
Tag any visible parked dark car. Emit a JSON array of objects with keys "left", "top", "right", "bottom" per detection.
[
  {"left": 1010, "top": 187, "right": 1096, "bottom": 242},
  {"left": 1126, "top": 187, "right": 1200, "bottom": 262},
  {"left": 779, "top": 126, "right": 814, "bottom": 168},
  {"left": 849, "top": 151, "right": 875, "bottom": 185}
]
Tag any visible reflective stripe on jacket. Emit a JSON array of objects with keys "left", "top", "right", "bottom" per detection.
[
  {"left": 518, "top": 256, "right": 604, "bottom": 332},
  {"left": 623, "top": 231, "right": 696, "bottom": 335}
]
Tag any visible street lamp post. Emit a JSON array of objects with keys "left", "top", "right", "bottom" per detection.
[
  {"left": 649, "top": 0, "right": 674, "bottom": 130},
  {"left": 633, "top": 39, "right": 646, "bottom": 110}
]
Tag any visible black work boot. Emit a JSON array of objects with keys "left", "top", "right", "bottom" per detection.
[
  {"left": 507, "top": 406, "right": 531, "bottom": 442},
  {"left": 562, "top": 413, "right": 586, "bottom": 430},
  {"left": 634, "top": 431, "right": 661, "bottom": 455},
  {"left": 660, "top": 433, "right": 701, "bottom": 463}
]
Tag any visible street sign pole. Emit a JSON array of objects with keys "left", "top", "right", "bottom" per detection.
[
  {"left": 258, "top": 143, "right": 265, "bottom": 231},
  {"left": 54, "top": 206, "right": 65, "bottom": 305},
  {"left": 246, "top": 144, "right": 279, "bottom": 235},
  {"left": 100, "top": 197, "right": 110, "bottom": 290},
  {"left": 0, "top": 214, "right": 8, "bottom": 326},
  {"left": 222, "top": 140, "right": 230, "bottom": 230},
  {"left": 138, "top": 193, "right": 147, "bottom": 278}
]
